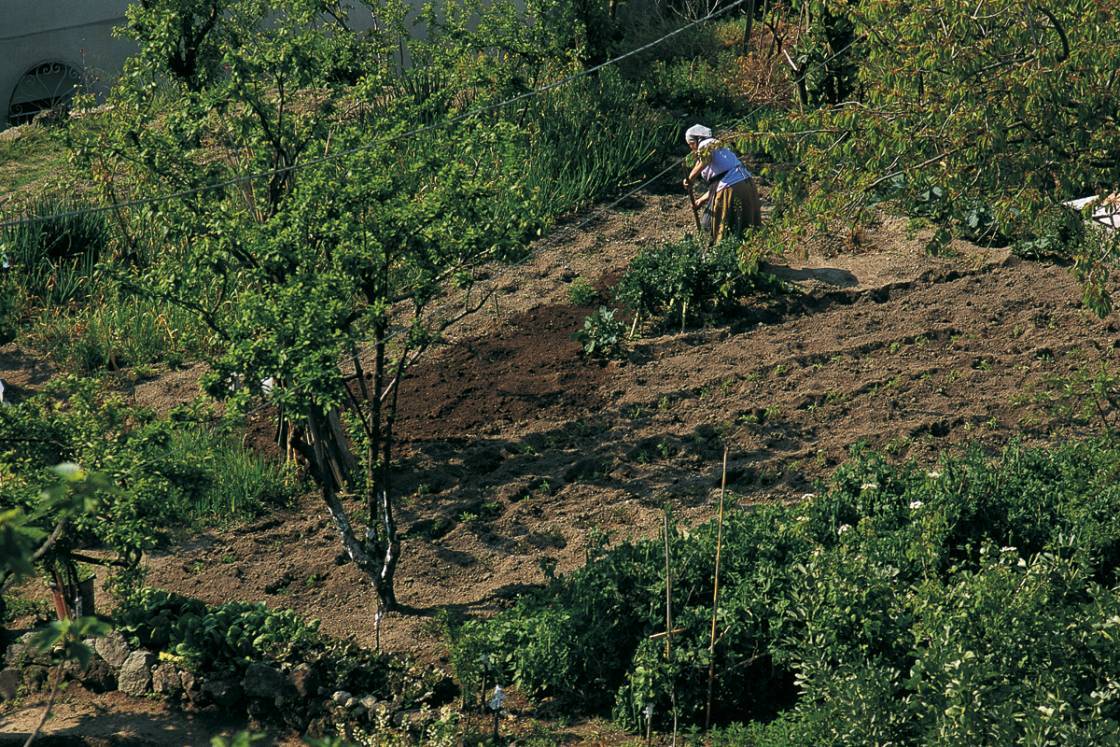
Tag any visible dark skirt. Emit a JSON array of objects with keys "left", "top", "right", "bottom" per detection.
[{"left": 701, "top": 178, "right": 762, "bottom": 242}]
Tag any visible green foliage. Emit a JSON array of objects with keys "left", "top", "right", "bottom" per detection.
[
  {"left": 0, "top": 378, "right": 296, "bottom": 596},
  {"left": 520, "top": 69, "right": 674, "bottom": 218},
  {"left": 566, "top": 278, "right": 598, "bottom": 306},
  {"left": 168, "top": 426, "right": 297, "bottom": 517},
  {"left": 27, "top": 290, "right": 212, "bottom": 372},
  {"left": 645, "top": 51, "right": 742, "bottom": 116},
  {"left": 119, "top": 589, "right": 323, "bottom": 674},
  {"left": 743, "top": 0, "right": 1120, "bottom": 309},
  {"left": 452, "top": 438, "right": 1120, "bottom": 741},
  {"left": 575, "top": 307, "right": 624, "bottom": 359},
  {"left": 0, "top": 198, "right": 108, "bottom": 311},
  {"left": 614, "top": 236, "right": 766, "bottom": 332}
]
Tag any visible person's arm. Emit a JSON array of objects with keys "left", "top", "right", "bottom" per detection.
[
  {"left": 693, "top": 189, "right": 711, "bottom": 209},
  {"left": 682, "top": 159, "right": 705, "bottom": 189}
]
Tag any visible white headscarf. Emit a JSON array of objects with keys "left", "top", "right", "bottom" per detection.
[{"left": 685, "top": 124, "right": 713, "bottom": 145}]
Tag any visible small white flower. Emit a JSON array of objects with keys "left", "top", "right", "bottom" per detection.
[
  {"left": 801, "top": 493, "right": 816, "bottom": 501},
  {"left": 926, "top": 470, "right": 942, "bottom": 479},
  {"left": 909, "top": 500, "right": 923, "bottom": 510},
  {"left": 838, "top": 524, "right": 852, "bottom": 536},
  {"left": 1000, "top": 546, "right": 1017, "bottom": 553},
  {"left": 861, "top": 482, "right": 878, "bottom": 491}
]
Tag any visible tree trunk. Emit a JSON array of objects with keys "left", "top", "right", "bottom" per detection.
[
  {"left": 742, "top": 0, "right": 757, "bottom": 55},
  {"left": 302, "top": 404, "right": 400, "bottom": 612}
]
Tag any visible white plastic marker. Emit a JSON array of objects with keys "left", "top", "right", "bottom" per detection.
[
  {"left": 1064, "top": 195, "right": 1120, "bottom": 231},
  {"left": 0, "top": 378, "right": 5, "bottom": 404},
  {"left": 489, "top": 685, "right": 505, "bottom": 740}
]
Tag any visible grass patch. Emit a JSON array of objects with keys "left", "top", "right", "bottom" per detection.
[
  {"left": 0, "top": 125, "right": 76, "bottom": 195},
  {"left": 169, "top": 425, "right": 299, "bottom": 520},
  {"left": 27, "top": 291, "right": 213, "bottom": 372}
]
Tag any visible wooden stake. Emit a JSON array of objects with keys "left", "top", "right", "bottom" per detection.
[
  {"left": 705, "top": 447, "right": 730, "bottom": 732},
  {"left": 663, "top": 512, "right": 678, "bottom": 747}
]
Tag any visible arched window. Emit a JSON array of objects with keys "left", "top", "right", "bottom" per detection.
[{"left": 8, "top": 62, "right": 82, "bottom": 126}]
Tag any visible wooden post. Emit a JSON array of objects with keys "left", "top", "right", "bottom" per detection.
[{"left": 705, "top": 447, "right": 730, "bottom": 732}]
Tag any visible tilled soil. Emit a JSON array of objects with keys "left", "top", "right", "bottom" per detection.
[{"left": 142, "top": 191, "right": 1118, "bottom": 661}]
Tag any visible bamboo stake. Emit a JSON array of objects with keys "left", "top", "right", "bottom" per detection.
[
  {"left": 705, "top": 447, "right": 730, "bottom": 732},
  {"left": 686, "top": 180, "right": 703, "bottom": 236},
  {"left": 663, "top": 512, "right": 678, "bottom": 747}
]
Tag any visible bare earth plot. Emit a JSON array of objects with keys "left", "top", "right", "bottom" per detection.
[{"left": 3, "top": 186, "right": 1118, "bottom": 743}]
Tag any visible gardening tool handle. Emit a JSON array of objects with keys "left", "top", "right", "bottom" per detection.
[{"left": 685, "top": 180, "right": 703, "bottom": 237}]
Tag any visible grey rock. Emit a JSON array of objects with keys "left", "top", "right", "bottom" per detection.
[
  {"left": 242, "top": 662, "right": 287, "bottom": 699},
  {"left": 151, "top": 662, "right": 182, "bottom": 695},
  {"left": 76, "top": 658, "right": 116, "bottom": 693},
  {"left": 180, "top": 670, "right": 201, "bottom": 704},
  {"left": 0, "top": 667, "right": 21, "bottom": 700},
  {"left": 344, "top": 696, "right": 357, "bottom": 709},
  {"left": 202, "top": 678, "right": 242, "bottom": 708},
  {"left": 117, "top": 650, "right": 156, "bottom": 696},
  {"left": 22, "top": 665, "right": 48, "bottom": 691},
  {"left": 359, "top": 695, "right": 379, "bottom": 712},
  {"left": 94, "top": 631, "right": 131, "bottom": 669},
  {"left": 5, "top": 632, "right": 48, "bottom": 668},
  {"left": 331, "top": 690, "right": 352, "bottom": 705},
  {"left": 2, "top": 642, "right": 28, "bottom": 668}
]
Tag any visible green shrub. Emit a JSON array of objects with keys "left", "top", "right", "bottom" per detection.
[
  {"left": 0, "top": 378, "right": 297, "bottom": 556},
  {"left": 614, "top": 236, "right": 764, "bottom": 332},
  {"left": 118, "top": 589, "right": 448, "bottom": 729},
  {"left": 575, "top": 306, "right": 624, "bottom": 359},
  {"left": 27, "top": 290, "right": 212, "bottom": 372},
  {"left": 520, "top": 69, "right": 674, "bottom": 218},
  {"left": 168, "top": 426, "right": 297, "bottom": 518},
  {"left": 567, "top": 278, "right": 598, "bottom": 306},
  {"left": 451, "top": 439, "right": 1120, "bottom": 741},
  {"left": 645, "top": 51, "right": 742, "bottom": 116}
]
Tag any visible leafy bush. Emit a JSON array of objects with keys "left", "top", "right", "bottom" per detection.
[
  {"left": 452, "top": 439, "right": 1120, "bottom": 742},
  {"left": 614, "top": 236, "right": 766, "bottom": 332},
  {"left": 645, "top": 50, "right": 742, "bottom": 116},
  {"left": 520, "top": 69, "right": 674, "bottom": 219},
  {"left": 0, "top": 379, "right": 298, "bottom": 596},
  {"left": 567, "top": 278, "right": 598, "bottom": 306},
  {"left": 575, "top": 306, "right": 624, "bottom": 359}
]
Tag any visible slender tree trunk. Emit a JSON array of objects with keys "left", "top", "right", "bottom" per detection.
[{"left": 742, "top": 0, "right": 757, "bottom": 55}]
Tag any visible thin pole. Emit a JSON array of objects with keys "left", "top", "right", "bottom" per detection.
[
  {"left": 686, "top": 180, "right": 703, "bottom": 236},
  {"left": 663, "top": 512, "right": 678, "bottom": 746},
  {"left": 705, "top": 447, "right": 730, "bottom": 732}
]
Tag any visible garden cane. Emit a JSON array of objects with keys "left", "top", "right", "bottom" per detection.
[{"left": 680, "top": 178, "right": 698, "bottom": 236}]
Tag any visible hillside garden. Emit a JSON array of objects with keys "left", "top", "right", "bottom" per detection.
[{"left": 1, "top": 0, "right": 1120, "bottom": 744}]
